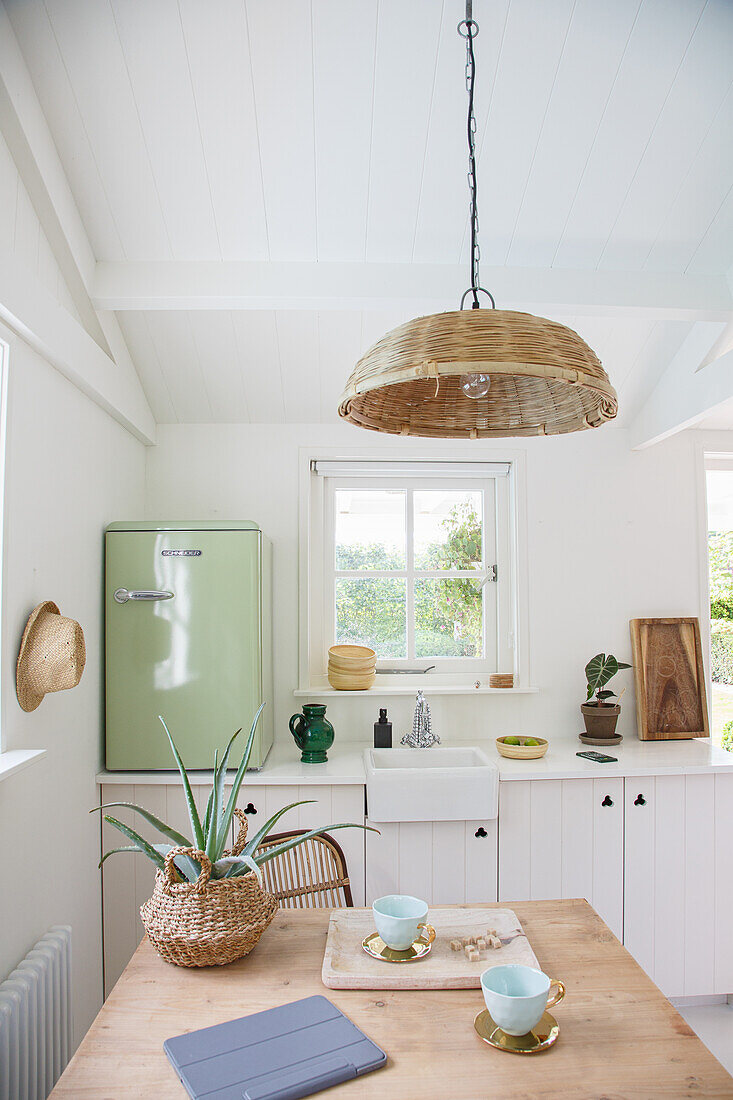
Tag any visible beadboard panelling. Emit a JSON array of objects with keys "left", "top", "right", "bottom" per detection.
[
  {"left": 651, "top": 775, "right": 686, "bottom": 998},
  {"left": 499, "top": 778, "right": 624, "bottom": 940},
  {"left": 9, "top": 0, "right": 732, "bottom": 273},
  {"left": 714, "top": 773, "right": 733, "bottom": 994},
  {"left": 101, "top": 783, "right": 213, "bottom": 996},
  {"left": 102, "top": 782, "right": 365, "bottom": 996},
  {"left": 623, "top": 777, "right": 657, "bottom": 980},
  {"left": 0, "top": 128, "right": 80, "bottom": 323},
  {"left": 590, "top": 777, "right": 624, "bottom": 940},
  {"left": 231, "top": 783, "right": 366, "bottom": 908},
  {"left": 683, "top": 774, "right": 716, "bottom": 997},
  {"left": 365, "top": 818, "right": 498, "bottom": 906},
  {"left": 7, "top": 0, "right": 733, "bottom": 426}
]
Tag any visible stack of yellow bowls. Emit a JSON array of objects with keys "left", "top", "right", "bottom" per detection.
[{"left": 328, "top": 645, "right": 377, "bottom": 690}]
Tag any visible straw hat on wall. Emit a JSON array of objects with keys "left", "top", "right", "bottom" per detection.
[{"left": 16, "top": 601, "right": 86, "bottom": 712}]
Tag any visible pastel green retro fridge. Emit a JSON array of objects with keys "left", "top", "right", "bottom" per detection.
[{"left": 105, "top": 521, "right": 273, "bottom": 770}]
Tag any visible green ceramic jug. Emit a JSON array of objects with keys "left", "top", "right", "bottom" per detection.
[{"left": 289, "top": 704, "right": 335, "bottom": 763}]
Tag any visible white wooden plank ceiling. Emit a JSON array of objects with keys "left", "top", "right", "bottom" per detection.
[{"left": 5, "top": 0, "right": 733, "bottom": 425}]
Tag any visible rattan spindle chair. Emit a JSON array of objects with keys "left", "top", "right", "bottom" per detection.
[{"left": 256, "top": 830, "right": 354, "bottom": 909}]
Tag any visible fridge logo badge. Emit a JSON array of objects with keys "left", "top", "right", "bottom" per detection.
[{"left": 161, "top": 549, "right": 202, "bottom": 557}]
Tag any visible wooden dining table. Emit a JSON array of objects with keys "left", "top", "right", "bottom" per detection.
[{"left": 52, "top": 898, "right": 733, "bottom": 1098}]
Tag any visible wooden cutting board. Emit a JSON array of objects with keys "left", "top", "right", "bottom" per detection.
[
  {"left": 629, "top": 617, "right": 709, "bottom": 740},
  {"left": 321, "top": 906, "right": 539, "bottom": 989}
]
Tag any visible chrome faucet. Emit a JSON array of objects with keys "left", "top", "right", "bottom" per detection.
[{"left": 401, "top": 690, "right": 440, "bottom": 749}]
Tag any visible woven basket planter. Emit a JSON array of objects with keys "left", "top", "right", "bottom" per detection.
[
  {"left": 141, "top": 819, "right": 277, "bottom": 967},
  {"left": 338, "top": 309, "right": 618, "bottom": 438}
]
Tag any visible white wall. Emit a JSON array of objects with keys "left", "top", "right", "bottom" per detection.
[
  {"left": 0, "top": 325, "right": 145, "bottom": 1046},
  {"left": 145, "top": 422, "right": 707, "bottom": 748}
]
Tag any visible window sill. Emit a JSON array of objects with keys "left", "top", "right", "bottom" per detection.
[
  {"left": 293, "top": 685, "right": 539, "bottom": 697},
  {"left": 0, "top": 748, "right": 47, "bottom": 784}
]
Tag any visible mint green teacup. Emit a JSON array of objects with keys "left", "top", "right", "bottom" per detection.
[
  {"left": 481, "top": 964, "right": 565, "bottom": 1036},
  {"left": 372, "top": 894, "right": 436, "bottom": 951}
]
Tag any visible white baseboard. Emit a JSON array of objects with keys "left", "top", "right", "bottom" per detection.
[{"left": 671, "top": 995, "right": 729, "bottom": 1008}]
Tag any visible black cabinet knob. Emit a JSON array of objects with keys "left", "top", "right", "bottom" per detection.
[
  {"left": 474, "top": 827, "right": 488, "bottom": 838},
  {"left": 601, "top": 795, "right": 613, "bottom": 807},
  {"left": 634, "top": 794, "right": 646, "bottom": 806},
  {"left": 243, "top": 802, "right": 258, "bottom": 815}
]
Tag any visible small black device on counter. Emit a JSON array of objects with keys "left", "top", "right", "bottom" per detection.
[
  {"left": 576, "top": 750, "right": 618, "bottom": 763},
  {"left": 374, "top": 708, "right": 392, "bottom": 748}
]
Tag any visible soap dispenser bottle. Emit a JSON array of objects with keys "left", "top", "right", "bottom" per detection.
[{"left": 374, "top": 708, "right": 392, "bottom": 748}]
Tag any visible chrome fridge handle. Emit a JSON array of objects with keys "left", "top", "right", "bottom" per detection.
[{"left": 113, "top": 588, "right": 174, "bottom": 604}]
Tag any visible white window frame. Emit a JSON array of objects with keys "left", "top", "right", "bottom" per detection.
[
  {"left": 299, "top": 449, "right": 530, "bottom": 692},
  {"left": 698, "top": 446, "right": 733, "bottom": 721},
  {"left": 0, "top": 332, "right": 47, "bottom": 780},
  {"left": 325, "top": 474, "right": 499, "bottom": 673}
]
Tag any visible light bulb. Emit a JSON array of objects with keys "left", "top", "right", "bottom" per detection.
[{"left": 460, "top": 372, "right": 491, "bottom": 400}]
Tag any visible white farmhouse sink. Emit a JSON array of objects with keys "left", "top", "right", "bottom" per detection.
[{"left": 364, "top": 746, "right": 498, "bottom": 823}]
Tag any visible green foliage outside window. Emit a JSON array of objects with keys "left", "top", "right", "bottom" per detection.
[
  {"left": 336, "top": 500, "right": 484, "bottom": 659},
  {"left": 709, "top": 532, "right": 733, "bottom": 615},
  {"left": 722, "top": 719, "right": 733, "bottom": 753},
  {"left": 709, "top": 533, "right": 733, "bottom": 685}
]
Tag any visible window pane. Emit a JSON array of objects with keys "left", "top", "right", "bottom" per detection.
[
  {"left": 413, "top": 491, "right": 483, "bottom": 570},
  {"left": 414, "top": 579, "right": 483, "bottom": 657},
  {"left": 335, "top": 490, "right": 406, "bottom": 570},
  {"left": 335, "top": 577, "right": 406, "bottom": 658}
]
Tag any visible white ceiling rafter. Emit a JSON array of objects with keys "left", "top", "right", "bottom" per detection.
[
  {"left": 0, "top": 255, "right": 155, "bottom": 443},
  {"left": 2, "top": 0, "right": 732, "bottom": 433},
  {"left": 630, "top": 322, "right": 732, "bottom": 448},
  {"left": 91, "top": 260, "right": 733, "bottom": 322},
  {"left": 0, "top": 0, "right": 155, "bottom": 443},
  {"left": 0, "top": 1, "right": 104, "bottom": 347}
]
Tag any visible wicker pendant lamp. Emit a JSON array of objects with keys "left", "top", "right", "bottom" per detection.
[{"left": 338, "top": 3, "right": 618, "bottom": 440}]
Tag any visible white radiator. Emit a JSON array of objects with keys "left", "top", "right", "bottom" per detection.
[{"left": 0, "top": 926, "right": 72, "bottom": 1100}]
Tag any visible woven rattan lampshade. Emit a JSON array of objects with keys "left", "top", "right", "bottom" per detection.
[{"left": 338, "top": 308, "right": 618, "bottom": 439}]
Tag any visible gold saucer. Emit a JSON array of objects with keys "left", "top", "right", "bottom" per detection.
[
  {"left": 362, "top": 931, "right": 432, "bottom": 963},
  {"left": 473, "top": 1009, "right": 559, "bottom": 1054}
]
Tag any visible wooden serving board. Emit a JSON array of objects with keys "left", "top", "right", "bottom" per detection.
[
  {"left": 630, "top": 617, "right": 709, "bottom": 740},
  {"left": 321, "top": 906, "right": 539, "bottom": 989}
]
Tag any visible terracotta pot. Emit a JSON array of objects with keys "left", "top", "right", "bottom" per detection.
[{"left": 581, "top": 703, "right": 620, "bottom": 739}]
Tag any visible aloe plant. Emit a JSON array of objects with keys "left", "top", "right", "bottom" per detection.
[
  {"left": 585, "top": 653, "right": 631, "bottom": 706},
  {"left": 92, "top": 704, "right": 372, "bottom": 884}
]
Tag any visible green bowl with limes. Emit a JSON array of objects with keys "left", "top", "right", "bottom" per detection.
[{"left": 496, "top": 735, "right": 548, "bottom": 760}]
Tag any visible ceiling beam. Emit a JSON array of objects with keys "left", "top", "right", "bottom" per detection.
[
  {"left": 0, "top": 2, "right": 155, "bottom": 441},
  {"left": 0, "top": 254, "right": 155, "bottom": 445},
  {"left": 630, "top": 322, "right": 732, "bottom": 449},
  {"left": 91, "top": 261, "right": 733, "bottom": 321},
  {"left": 0, "top": 3, "right": 107, "bottom": 351}
]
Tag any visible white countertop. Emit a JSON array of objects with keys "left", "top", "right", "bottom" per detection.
[
  {"left": 490, "top": 736, "right": 733, "bottom": 781},
  {"left": 96, "top": 740, "right": 368, "bottom": 786},
  {"left": 97, "top": 736, "right": 733, "bottom": 786}
]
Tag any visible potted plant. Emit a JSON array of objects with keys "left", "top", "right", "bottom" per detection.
[
  {"left": 92, "top": 703, "right": 371, "bottom": 967},
  {"left": 581, "top": 653, "right": 631, "bottom": 740}
]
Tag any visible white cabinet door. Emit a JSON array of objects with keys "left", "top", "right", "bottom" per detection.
[
  {"left": 365, "top": 819, "right": 497, "bottom": 905},
  {"left": 498, "top": 779, "right": 623, "bottom": 939},
  {"left": 233, "top": 784, "right": 366, "bottom": 908},
  {"left": 101, "top": 781, "right": 212, "bottom": 996},
  {"left": 715, "top": 772, "right": 733, "bottom": 994},
  {"left": 624, "top": 772, "right": 733, "bottom": 999},
  {"left": 102, "top": 782, "right": 366, "bottom": 998}
]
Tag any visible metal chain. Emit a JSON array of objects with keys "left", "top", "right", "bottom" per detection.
[{"left": 458, "top": 3, "right": 495, "bottom": 311}]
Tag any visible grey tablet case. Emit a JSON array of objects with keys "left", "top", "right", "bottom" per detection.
[{"left": 164, "top": 994, "right": 387, "bottom": 1100}]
